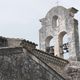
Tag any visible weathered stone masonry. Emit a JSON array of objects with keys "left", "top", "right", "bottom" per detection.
[
  {"left": 39, "top": 6, "right": 79, "bottom": 61},
  {"left": 0, "top": 6, "right": 80, "bottom": 80},
  {"left": 0, "top": 37, "right": 65, "bottom": 80}
]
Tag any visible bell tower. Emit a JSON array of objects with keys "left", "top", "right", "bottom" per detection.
[{"left": 39, "top": 6, "right": 80, "bottom": 61}]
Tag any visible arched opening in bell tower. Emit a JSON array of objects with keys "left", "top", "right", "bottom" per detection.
[
  {"left": 58, "top": 31, "right": 69, "bottom": 58},
  {"left": 52, "top": 15, "right": 59, "bottom": 28},
  {"left": 45, "top": 36, "right": 54, "bottom": 55}
]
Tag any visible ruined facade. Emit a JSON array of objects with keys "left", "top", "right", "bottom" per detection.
[
  {"left": 39, "top": 6, "right": 79, "bottom": 61},
  {"left": 39, "top": 6, "right": 80, "bottom": 80},
  {"left": 0, "top": 6, "right": 80, "bottom": 80}
]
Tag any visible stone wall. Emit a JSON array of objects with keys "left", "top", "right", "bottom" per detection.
[
  {"left": 63, "top": 61, "right": 80, "bottom": 80},
  {"left": 0, "top": 48, "right": 64, "bottom": 80}
]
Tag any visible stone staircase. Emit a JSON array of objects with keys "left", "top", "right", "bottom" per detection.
[{"left": 32, "top": 49, "right": 69, "bottom": 77}]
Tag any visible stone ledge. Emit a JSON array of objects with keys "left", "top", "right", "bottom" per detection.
[
  {"left": 0, "top": 47, "right": 23, "bottom": 55},
  {"left": 20, "top": 40, "right": 38, "bottom": 50},
  {"left": 33, "top": 49, "right": 69, "bottom": 67}
]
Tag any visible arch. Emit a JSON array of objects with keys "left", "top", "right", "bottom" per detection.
[
  {"left": 45, "top": 6, "right": 67, "bottom": 21},
  {"left": 58, "top": 31, "right": 67, "bottom": 44},
  {"left": 52, "top": 15, "right": 59, "bottom": 28},
  {"left": 58, "top": 31, "right": 67, "bottom": 58},
  {"left": 45, "top": 36, "right": 54, "bottom": 55},
  {"left": 45, "top": 36, "right": 53, "bottom": 48}
]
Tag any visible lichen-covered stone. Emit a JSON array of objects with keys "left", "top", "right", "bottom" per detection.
[{"left": 0, "top": 48, "right": 64, "bottom": 80}]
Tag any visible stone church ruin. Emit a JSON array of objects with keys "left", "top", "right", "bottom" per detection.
[{"left": 0, "top": 6, "right": 80, "bottom": 80}]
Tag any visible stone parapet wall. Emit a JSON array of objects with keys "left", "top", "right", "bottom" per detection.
[
  {"left": 0, "top": 47, "right": 65, "bottom": 80},
  {"left": 63, "top": 61, "right": 80, "bottom": 80},
  {"left": 32, "top": 49, "right": 69, "bottom": 76},
  {"left": 0, "top": 47, "right": 23, "bottom": 55},
  {"left": 7, "top": 38, "right": 22, "bottom": 47}
]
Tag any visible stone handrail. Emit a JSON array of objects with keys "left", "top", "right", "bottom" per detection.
[
  {"left": 0, "top": 47, "right": 23, "bottom": 55},
  {"left": 33, "top": 49, "right": 69, "bottom": 67}
]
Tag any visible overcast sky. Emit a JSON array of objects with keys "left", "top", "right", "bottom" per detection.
[{"left": 0, "top": 0, "right": 80, "bottom": 46}]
